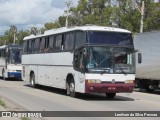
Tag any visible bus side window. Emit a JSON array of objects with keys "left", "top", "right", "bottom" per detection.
[
  {"left": 1, "top": 49, "right": 5, "bottom": 58},
  {"left": 0, "top": 50, "right": 1, "bottom": 57},
  {"left": 49, "top": 35, "right": 54, "bottom": 52},
  {"left": 25, "top": 40, "right": 29, "bottom": 54},
  {"left": 28, "top": 40, "right": 32, "bottom": 54},
  {"left": 31, "top": 39, "right": 35, "bottom": 53},
  {"left": 23, "top": 41, "right": 27, "bottom": 54},
  {"left": 55, "top": 34, "right": 63, "bottom": 51},
  {"left": 3, "top": 49, "right": 6, "bottom": 57},
  {"left": 25, "top": 40, "right": 31, "bottom": 54},
  {"left": 45, "top": 37, "right": 49, "bottom": 52},
  {"left": 24, "top": 40, "right": 29, "bottom": 54},
  {"left": 1, "top": 49, "right": 3, "bottom": 57},
  {"left": 64, "top": 32, "right": 74, "bottom": 51},
  {"left": 75, "top": 31, "right": 86, "bottom": 49},
  {"left": 34, "top": 38, "right": 40, "bottom": 53},
  {"left": 1, "top": 49, "right": 2, "bottom": 57},
  {"left": 39, "top": 37, "right": 45, "bottom": 52}
]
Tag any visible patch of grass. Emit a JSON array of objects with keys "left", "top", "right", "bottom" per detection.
[
  {"left": 0, "top": 97, "right": 7, "bottom": 108},
  {"left": 21, "top": 117, "right": 31, "bottom": 120}
]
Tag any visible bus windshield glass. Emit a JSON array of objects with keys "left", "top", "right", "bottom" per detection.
[
  {"left": 85, "top": 46, "right": 135, "bottom": 74},
  {"left": 87, "top": 31, "right": 133, "bottom": 46},
  {"left": 8, "top": 49, "right": 22, "bottom": 64}
]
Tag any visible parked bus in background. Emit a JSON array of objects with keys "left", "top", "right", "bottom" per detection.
[
  {"left": 0, "top": 44, "right": 22, "bottom": 80},
  {"left": 22, "top": 26, "right": 135, "bottom": 98}
]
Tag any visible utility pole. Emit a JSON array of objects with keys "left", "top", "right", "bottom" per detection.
[
  {"left": 13, "top": 31, "right": 16, "bottom": 44},
  {"left": 140, "top": 1, "right": 144, "bottom": 33},
  {"left": 65, "top": 0, "right": 73, "bottom": 28},
  {"left": 11, "top": 26, "right": 17, "bottom": 44}
]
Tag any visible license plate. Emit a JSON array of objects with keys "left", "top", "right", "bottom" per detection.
[{"left": 108, "top": 87, "right": 116, "bottom": 90}]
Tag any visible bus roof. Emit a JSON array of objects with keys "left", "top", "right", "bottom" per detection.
[
  {"left": 23, "top": 26, "right": 131, "bottom": 40},
  {"left": 0, "top": 44, "right": 22, "bottom": 49}
]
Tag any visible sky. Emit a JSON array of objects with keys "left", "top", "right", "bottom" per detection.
[{"left": 0, "top": 0, "right": 79, "bottom": 35}]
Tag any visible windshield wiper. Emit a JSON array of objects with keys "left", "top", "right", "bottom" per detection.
[
  {"left": 97, "top": 56, "right": 109, "bottom": 67},
  {"left": 100, "top": 60, "right": 113, "bottom": 75},
  {"left": 97, "top": 56, "right": 113, "bottom": 75},
  {"left": 115, "top": 64, "right": 127, "bottom": 75}
]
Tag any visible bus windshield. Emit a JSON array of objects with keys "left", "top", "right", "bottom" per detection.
[
  {"left": 8, "top": 49, "right": 22, "bottom": 64},
  {"left": 85, "top": 46, "right": 135, "bottom": 74},
  {"left": 87, "top": 31, "right": 133, "bottom": 46}
]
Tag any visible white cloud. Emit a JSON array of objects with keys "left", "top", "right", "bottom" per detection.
[
  {"left": 0, "top": 0, "right": 64, "bottom": 25},
  {"left": 0, "top": 0, "right": 79, "bottom": 35}
]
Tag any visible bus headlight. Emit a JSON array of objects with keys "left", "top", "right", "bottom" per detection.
[
  {"left": 86, "top": 79, "right": 101, "bottom": 84},
  {"left": 125, "top": 80, "right": 134, "bottom": 84}
]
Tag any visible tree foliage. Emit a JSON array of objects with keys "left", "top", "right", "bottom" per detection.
[
  {"left": 0, "top": 0, "right": 160, "bottom": 46},
  {"left": 44, "top": 0, "right": 160, "bottom": 33}
]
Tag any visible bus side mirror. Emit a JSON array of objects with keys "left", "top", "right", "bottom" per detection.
[
  {"left": 83, "top": 49, "right": 87, "bottom": 58},
  {"left": 138, "top": 53, "right": 142, "bottom": 64}
]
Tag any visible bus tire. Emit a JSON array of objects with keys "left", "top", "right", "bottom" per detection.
[
  {"left": 2, "top": 69, "right": 5, "bottom": 80},
  {"left": 30, "top": 73, "right": 36, "bottom": 88},
  {"left": 146, "top": 87, "right": 154, "bottom": 93},
  {"left": 106, "top": 93, "right": 116, "bottom": 99},
  {"left": 68, "top": 78, "right": 78, "bottom": 98}
]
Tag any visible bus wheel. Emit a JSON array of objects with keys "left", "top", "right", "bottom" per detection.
[
  {"left": 146, "top": 88, "right": 154, "bottom": 93},
  {"left": 2, "top": 70, "right": 5, "bottom": 80},
  {"left": 30, "top": 73, "right": 36, "bottom": 88},
  {"left": 106, "top": 93, "right": 116, "bottom": 99},
  {"left": 68, "top": 78, "right": 78, "bottom": 98}
]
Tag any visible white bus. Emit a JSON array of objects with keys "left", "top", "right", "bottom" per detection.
[
  {"left": 22, "top": 26, "right": 135, "bottom": 98},
  {"left": 0, "top": 44, "right": 22, "bottom": 80}
]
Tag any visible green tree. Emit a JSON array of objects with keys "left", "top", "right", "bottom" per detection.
[
  {"left": 112, "top": 0, "right": 160, "bottom": 33},
  {"left": 112, "top": 0, "right": 141, "bottom": 33},
  {"left": 0, "top": 26, "right": 29, "bottom": 45},
  {"left": 69, "top": 0, "right": 113, "bottom": 26},
  {"left": 45, "top": 22, "right": 59, "bottom": 30},
  {"left": 0, "top": 36, "right": 7, "bottom": 46},
  {"left": 3, "top": 25, "right": 17, "bottom": 44},
  {"left": 29, "top": 27, "right": 39, "bottom": 35},
  {"left": 142, "top": 0, "right": 160, "bottom": 31},
  {"left": 16, "top": 30, "right": 29, "bottom": 44}
]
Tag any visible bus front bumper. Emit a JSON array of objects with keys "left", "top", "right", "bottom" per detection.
[{"left": 85, "top": 83, "right": 134, "bottom": 93}]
